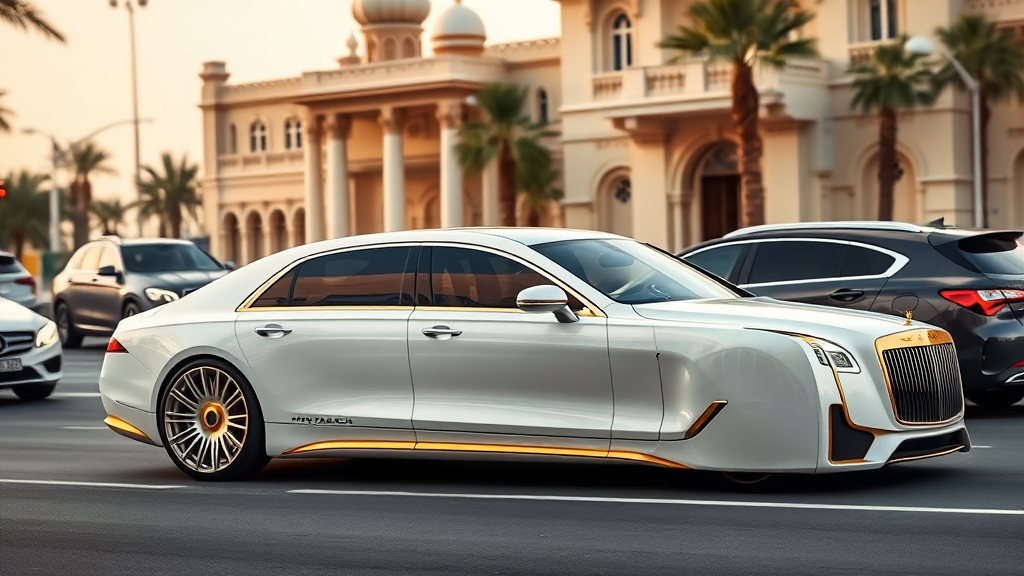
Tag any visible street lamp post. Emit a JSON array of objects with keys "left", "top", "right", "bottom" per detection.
[
  {"left": 906, "top": 36, "right": 984, "bottom": 229},
  {"left": 110, "top": 0, "right": 147, "bottom": 237}
]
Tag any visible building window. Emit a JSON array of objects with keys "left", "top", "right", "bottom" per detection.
[
  {"left": 869, "top": 0, "right": 898, "bottom": 41},
  {"left": 611, "top": 14, "right": 633, "bottom": 71},
  {"left": 250, "top": 121, "right": 267, "bottom": 153},
  {"left": 284, "top": 119, "right": 303, "bottom": 150},
  {"left": 228, "top": 123, "right": 237, "bottom": 154},
  {"left": 537, "top": 89, "right": 549, "bottom": 123},
  {"left": 382, "top": 37, "right": 398, "bottom": 61},
  {"left": 401, "top": 36, "right": 417, "bottom": 59}
]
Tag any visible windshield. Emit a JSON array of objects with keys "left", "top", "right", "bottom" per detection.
[
  {"left": 121, "top": 243, "right": 223, "bottom": 273},
  {"left": 533, "top": 239, "right": 740, "bottom": 305}
]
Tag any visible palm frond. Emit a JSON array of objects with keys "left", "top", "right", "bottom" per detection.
[{"left": 0, "top": 0, "right": 65, "bottom": 42}]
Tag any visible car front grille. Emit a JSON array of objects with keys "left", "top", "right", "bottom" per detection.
[
  {"left": 879, "top": 338, "right": 964, "bottom": 424},
  {"left": 0, "top": 332, "right": 34, "bottom": 358}
]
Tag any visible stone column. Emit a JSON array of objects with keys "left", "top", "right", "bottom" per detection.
[
  {"left": 303, "top": 115, "right": 325, "bottom": 243},
  {"left": 482, "top": 160, "right": 500, "bottom": 226},
  {"left": 627, "top": 131, "right": 670, "bottom": 247},
  {"left": 437, "top": 100, "right": 464, "bottom": 228},
  {"left": 325, "top": 114, "right": 352, "bottom": 238},
  {"left": 379, "top": 107, "right": 406, "bottom": 232}
]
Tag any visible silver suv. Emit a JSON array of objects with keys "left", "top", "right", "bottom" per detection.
[{"left": 0, "top": 251, "right": 40, "bottom": 313}]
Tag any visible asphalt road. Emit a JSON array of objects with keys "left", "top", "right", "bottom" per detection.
[{"left": 2, "top": 342, "right": 1023, "bottom": 575}]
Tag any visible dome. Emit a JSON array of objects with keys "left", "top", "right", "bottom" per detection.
[
  {"left": 431, "top": 0, "right": 486, "bottom": 56},
  {"left": 352, "top": 0, "right": 430, "bottom": 26}
]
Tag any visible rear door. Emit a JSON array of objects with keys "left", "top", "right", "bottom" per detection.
[
  {"left": 738, "top": 239, "right": 903, "bottom": 311},
  {"left": 68, "top": 245, "right": 104, "bottom": 328}
]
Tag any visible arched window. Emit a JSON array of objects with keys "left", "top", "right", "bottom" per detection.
[
  {"left": 284, "top": 119, "right": 303, "bottom": 150},
  {"left": 401, "top": 36, "right": 417, "bottom": 59},
  {"left": 537, "top": 89, "right": 549, "bottom": 123},
  {"left": 611, "top": 14, "right": 633, "bottom": 71},
  {"left": 382, "top": 37, "right": 398, "bottom": 61},
  {"left": 250, "top": 121, "right": 267, "bottom": 153},
  {"left": 228, "top": 123, "right": 237, "bottom": 154}
]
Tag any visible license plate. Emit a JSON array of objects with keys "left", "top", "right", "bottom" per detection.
[{"left": 0, "top": 358, "right": 22, "bottom": 373}]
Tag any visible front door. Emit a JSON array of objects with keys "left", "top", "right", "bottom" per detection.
[
  {"left": 234, "top": 245, "right": 418, "bottom": 433},
  {"left": 407, "top": 246, "right": 614, "bottom": 449},
  {"left": 701, "top": 175, "right": 740, "bottom": 241}
]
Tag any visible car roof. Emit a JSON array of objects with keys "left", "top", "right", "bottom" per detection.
[
  {"left": 86, "top": 237, "right": 195, "bottom": 247},
  {"left": 315, "top": 227, "right": 626, "bottom": 248}
]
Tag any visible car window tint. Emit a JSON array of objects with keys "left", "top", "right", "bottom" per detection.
[
  {"left": 956, "top": 234, "right": 1024, "bottom": 275},
  {"left": 842, "top": 246, "right": 895, "bottom": 277},
  {"left": 271, "top": 247, "right": 414, "bottom": 307},
  {"left": 251, "top": 269, "right": 296, "bottom": 307},
  {"left": 429, "top": 246, "right": 584, "bottom": 311},
  {"left": 122, "top": 243, "right": 222, "bottom": 273},
  {"left": 748, "top": 241, "right": 845, "bottom": 284},
  {"left": 685, "top": 245, "right": 746, "bottom": 280},
  {"left": 79, "top": 247, "right": 103, "bottom": 271},
  {"left": 0, "top": 255, "right": 23, "bottom": 274},
  {"left": 98, "top": 247, "right": 120, "bottom": 271}
]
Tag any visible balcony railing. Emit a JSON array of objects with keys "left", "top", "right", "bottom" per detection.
[{"left": 217, "top": 151, "right": 304, "bottom": 172}]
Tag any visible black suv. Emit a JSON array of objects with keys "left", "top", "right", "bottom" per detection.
[
  {"left": 679, "top": 221, "right": 1024, "bottom": 407},
  {"left": 52, "top": 237, "right": 231, "bottom": 348}
]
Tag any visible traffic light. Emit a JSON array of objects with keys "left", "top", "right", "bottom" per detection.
[{"left": 0, "top": 180, "right": 6, "bottom": 199}]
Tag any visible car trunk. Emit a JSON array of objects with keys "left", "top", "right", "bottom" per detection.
[{"left": 930, "top": 230, "right": 1024, "bottom": 325}]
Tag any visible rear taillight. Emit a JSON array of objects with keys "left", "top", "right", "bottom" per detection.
[
  {"left": 15, "top": 276, "right": 36, "bottom": 297},
  {"left": 940, "top": 289, "right": 1024, "bottom": 316},
  {"left": 106, "top": 338, "right": 128, "bottom": 353}
]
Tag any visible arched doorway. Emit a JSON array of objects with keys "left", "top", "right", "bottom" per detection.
[
  {"left": 222, "top": 213, "right": 240, "bottom": 265},
  {"left": 269, "top": 209, "right": 287, "bottom": 253},
  {"left": 699, "top": 142, "right": 740, "bottom": 241},
  {"left": 246, "top": 212, "right": 264, "bottom": 263},
  {"left": 293, "top": 208, "right": 306, "bottom": 246},
  {"left": 861, "top": 153, "right": 919, "bottom": 223},
  {"left": 598, "top": 169, "right": 633, "bottom": 237}
]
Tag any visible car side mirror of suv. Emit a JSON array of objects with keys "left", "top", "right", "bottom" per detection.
[
  {"left": 97, "top": 265, "right": 117, "bottom": 277},
  {"left": 224, "top": 261, "right": 236, "bottom": 271},
  {"left": 516, "top": 285, "right": 579, "bottom": 324}
]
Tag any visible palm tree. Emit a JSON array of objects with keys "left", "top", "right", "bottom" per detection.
[
  {"left": 936, "top": 15, "right": 1024, "bottom": 228},
  {"left": 518, "top": 163, "right": 564, "bottom": 227},
  {"left": 138, "top": 153, "right": 202, "bottom": 238},
  {"left": 90, "top": 198, "right": 131, "bottom": 236},
  {"left": 848, "top": 38, "right": 936, "bottom": 221},
  {"left": 658, "top": 0, "right": 817, "bottom": 228},
  {"left": 0, "top": 0, "right": 64, "bottom": 42},
  {"left": 0, "top": 171, "right": 49, "bottom": 259},
  {"left": 457, "top": 83, "right": 556, "bottom": 227},
  {"left": 63, "top": 141, "right": 116, "bottom": 249},
  {"left": 0, "top": 90, "right": 13, "bottom": 133}
]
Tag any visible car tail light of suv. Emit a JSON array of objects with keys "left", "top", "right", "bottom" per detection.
[
  {"left": 940, "top": 289, "right": 1024, "bottom": 316},
  {"left": 14, "top": 275, "right": 36, "bottom": 297}
]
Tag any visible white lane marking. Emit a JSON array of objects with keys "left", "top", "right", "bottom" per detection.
[
  {"left": 289, "top": 489, "right": 1024, "bottom": 516},
  {"left": 0, "top": 479, "right": 184, "bottom": 490},
  {"left": 973, "top": 445, "right": 992, "bottom": 449},
  {"left": 61, "top": 426, "right": 107, "bottom": 430},
  {"left": 51, "top": 392, "right": 101, "bottom": 398}
]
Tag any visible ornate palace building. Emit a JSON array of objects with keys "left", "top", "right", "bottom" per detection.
[{"left": 200, "top": 0, "right": 1024, "bottom": 266}]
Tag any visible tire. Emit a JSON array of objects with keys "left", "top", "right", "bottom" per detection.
[
  {"left": 158, "top": 358, "right": 269, "bottom": 481},
  {"left": 55, "top": 303, "right": 83, "bottom": 349},
  {"left": 122, "top": 300, "right": 140, "bottom": 320},
  {"left": 12, "top": 383, "right": 56, "bottom": 401},
  {"left": 966, "top": 389, "right": 1024, "bottom": 408}
]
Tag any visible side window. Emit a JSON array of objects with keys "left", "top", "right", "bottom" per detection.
[
  {"left": 250, "top": 247, "right": 414, "bottom": 308},
  {"left": 98, "top": 247, "right": 120, "bottom": 271},
  {"left": 747, "top": 241, "right": 845, "bottom": 284},
  {"left": 79, "top": 246, "right": 103, "bottom": 272},
  {"left": 685, "top": 244, "right": 747, "bottom": 280},
  {"left": 842, "top": 245, "right": 895, "bottom": 277},
  {"left": 428, "top": 246, "right": 584, "bottom": 311}
]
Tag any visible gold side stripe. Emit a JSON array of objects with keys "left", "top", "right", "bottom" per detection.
[
  {"left": 103, "top": 415, "right": 157, "bottom": 446},
  {"left": 683, "top": 401, "right": 728, "bottom": 440},
  {"left": 887, "top": 445, "right": 965, "bottom": 465},
  {"left": 282, "top": 440, "right": 686, "bottom": 468}
]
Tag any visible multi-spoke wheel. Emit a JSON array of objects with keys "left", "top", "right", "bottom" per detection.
[{"left": 159, "top": 359, "right": 269, "bottom": 481}]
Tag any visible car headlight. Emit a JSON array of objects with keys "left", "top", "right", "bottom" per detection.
[
  {"left": 144, "top": 287, "right": 180, "bottom": 304},
  {"left": 800, "top": 336, "right": 861, "bottom": 374},
  {"left": 35, "top": 320, "right": 59, "bottom": 348}
]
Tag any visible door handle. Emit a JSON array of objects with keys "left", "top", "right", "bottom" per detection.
[
  {"left": 422, "top": 325, "right": 462, "bottom": 338},
  {"left": 254, "top": 324, "right": 292, "bottom": 338},
  {"left": 829, "top": 289, "right": 865, "bottom": 302}
]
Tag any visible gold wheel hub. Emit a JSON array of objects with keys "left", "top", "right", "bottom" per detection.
[{"left": 199, "top": 402, "right": 227, "bottom": 435}]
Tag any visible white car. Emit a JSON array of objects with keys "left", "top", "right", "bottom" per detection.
[
  {"left": 99, "top": 229, "right": 970, "bottom": 481},
  {"left": 0, "top": 297, "right": 62, "bottom": 400}
]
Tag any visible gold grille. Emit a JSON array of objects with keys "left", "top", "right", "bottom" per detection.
[{"left": 875, "top": 330, "right": 964, "bottom": 425}]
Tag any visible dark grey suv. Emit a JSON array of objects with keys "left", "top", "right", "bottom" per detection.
[
  {"left": 679, "top": 221, "right": 1024, "bottom": 408},
  {"left": 52, "top": 237, "right": 231, "bottom": 348}
]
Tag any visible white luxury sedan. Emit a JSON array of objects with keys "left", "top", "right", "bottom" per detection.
[
  {"left": 0, "top": 296, "right": 62, "bottom": 400},
  {"left": 99, "top": 229, "right": 970, "bottom": 481}
]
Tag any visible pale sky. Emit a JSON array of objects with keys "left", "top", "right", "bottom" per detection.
[{"left": 0, "top": 0, "right": 561, "bottom": 233}]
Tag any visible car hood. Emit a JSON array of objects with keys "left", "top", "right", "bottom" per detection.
[
  {"left": 633, "top": 296, "right": 930, "bottom": 343},
  {"left": 0, "top": 297, "right": 46, "bottom": 331},
  {"left": 139, "top": 270, "right": 228, "bottom": 290}
]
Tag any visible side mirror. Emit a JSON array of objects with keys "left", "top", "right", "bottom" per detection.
[
  {"left": 97, "top": 265, "right": 118, "bottom": 277},
  {"left": 224, "top": 261, "right": 236, "bottom": 271},
  {"left": 516, "top": 285, "right": 579, "bottom": 323}
]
